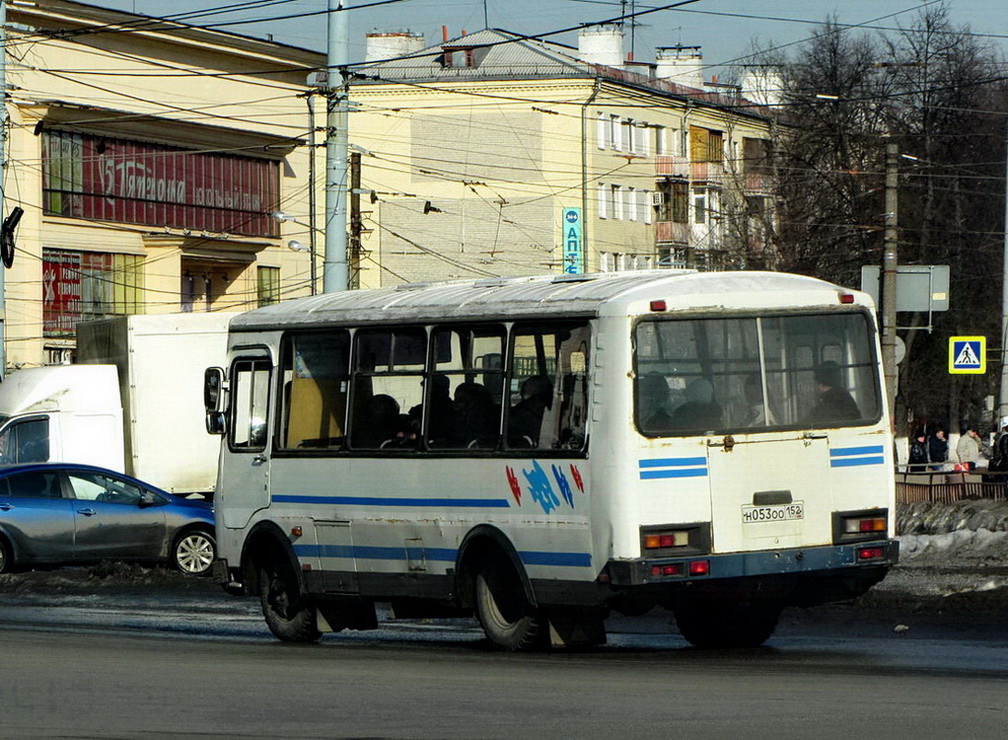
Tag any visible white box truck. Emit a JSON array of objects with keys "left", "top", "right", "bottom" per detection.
[{"left": 0, "top": 313, "right": 234, "bottom": 495}]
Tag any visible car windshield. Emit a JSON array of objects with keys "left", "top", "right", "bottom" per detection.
[{"left": 634, "top": 312, "right": 881, "bottom": 436}]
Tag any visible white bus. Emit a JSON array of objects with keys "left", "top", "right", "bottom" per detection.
[{"left": 206, "top": 270, "right": 897, "bottom": 649}]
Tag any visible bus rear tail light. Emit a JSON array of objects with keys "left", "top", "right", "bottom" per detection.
[
  {"left": 651, "top": 564, "right": 682, "bottom": 577},
  {"left": 839, "top": 293, "right": 855, "bottom": 304},
  {"left": 857, "top": 546, "right": 886, "bottom": 562},
  {"left": 844, "top": 515, "right": 887, "bottom": 534},
  {"left": 689, "top": 560, "right": 710, "bottom": 576},
  {"left": 644, "top": 530, "right": 690, "bottom": 550}
]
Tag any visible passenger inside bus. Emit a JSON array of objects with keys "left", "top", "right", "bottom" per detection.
[
  {"left": 670, "top": 378, "right": 723, "bottom": 430},
  {"left": 507, "top": 375, "right": 553, "bottom": 447},
  {"left": 454, "top": 381, "right": 499, "bottom": 448},
  {"left": 354, "top": 393, "right": 401, "bottom": 448},
  {"left": 808, "top": 360, "right": 860, "bottom": 424},
  {"left": 637, "top": 372, "right": 674, "bottom": 433},
  {"left": 413, "top": 373, "right": 457, "bottom": 447}
]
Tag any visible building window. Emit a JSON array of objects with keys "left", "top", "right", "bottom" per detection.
[
  {"left": 625, "top": 120, "right": 637, "bottom": 154},
  {"left": 694, "top": 191, "right": 707, "bottom": 224},
  {"left": 627, "top": 187, "right": 638, "bottom": 221},
  {"left": 610, "top": 115, "right": 621, "bottom": 151},
  {"left": 257, "top": 266, "right": 280, "bottom": 307},
  {"left": 655, "top": 126, "right": 667, "bottom": 156},
  {"left": 42, "top": 249, "right": 144, "bottom": 338},
  {"left": 643, "top": 190, "right": 653, "bottom": 225},
  {"left": 597, "top": 112, "right": 607, "bottom": 149},
  {"left": 610, "top": 184, "right": 623, "bottom": 220},
  {"left": 597, "top": 182, "right": 608, "bottom": 219},
  {"left": 657, "top": 180, "right": 688, "bottom": 223}
]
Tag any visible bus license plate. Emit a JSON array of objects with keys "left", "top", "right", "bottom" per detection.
[{"left": 742, "top": 502, "right": 804, "bottom": 524}]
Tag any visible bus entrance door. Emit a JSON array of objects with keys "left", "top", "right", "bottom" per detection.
[
  {"left": 218, "top": 356, "right": 273, "bottom": 530},
  {"left": 706, "top": 434, "right": 833, "bottom": 554}
]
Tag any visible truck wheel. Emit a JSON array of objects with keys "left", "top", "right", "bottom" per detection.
[
  {"left": 172, "top": 529, "right": 216, "bottom": 575},
  {"left": 258, "top": 552, "right": 321, "bottom": 643},
  {"left": 673, "top": 601, "right": 781, "bottom": 649},
  {"left": 474, "top": 554, "right": 543, "bottom": 651}
]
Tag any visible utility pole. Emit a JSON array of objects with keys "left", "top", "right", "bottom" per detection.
[
  {"left": 306, "top": 93, "right": 318, "bottom": 295},
  {"left": 881, "top": 141, "right": 899, "bottom": 430},
  {"left": 999, "top": 120, "right": 1008, "bottom": 425},
  {"left": 349, "top": 151, "right": 361, "bottom": 289},
  {"left": 0, "top": 0, "right": 7, "bottom": 378},
  {"left": 323, "top": 0, "right": 349, "bottom": 293}
]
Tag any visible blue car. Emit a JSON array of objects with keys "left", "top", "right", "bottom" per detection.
[{"left": 0, "top": 463, "right": 215, "bottom": 576}]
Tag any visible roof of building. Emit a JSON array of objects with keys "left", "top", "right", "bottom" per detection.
[
  {"left": 351, "top": 28, "right": 767, "bottom": 119},
  {"left": 231, "top": 270, "right": 865, "bottom": 330}
]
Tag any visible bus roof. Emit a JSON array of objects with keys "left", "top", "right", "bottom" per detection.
[{"left": 231, "top": 270, "right": 870, "bottom": 330}]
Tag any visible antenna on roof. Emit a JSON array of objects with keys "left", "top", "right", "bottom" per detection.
[{"left": 483, "top": 0, "right": 489, "bottom": 29}]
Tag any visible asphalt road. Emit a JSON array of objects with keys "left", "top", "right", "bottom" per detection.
[{"left": 2, "top": 565, "right": 1008, "bottom": 738}]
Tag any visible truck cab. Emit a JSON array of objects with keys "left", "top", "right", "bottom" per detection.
[{"left": 0, "top": 365, "right": 125, "bottom": 471}]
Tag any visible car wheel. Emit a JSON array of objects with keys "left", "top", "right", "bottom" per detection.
[
  {"left": 172, "top": 529, "right": 216, "bottom": 576},
  {"left": 0, "top": 538, "right": 11, "bottom": 574},
  {"left": 258, "top": 552, "right": 321, "bottom": 643},
  {"left": 474, "top": 553, "right": 543, "bottom": 651}
]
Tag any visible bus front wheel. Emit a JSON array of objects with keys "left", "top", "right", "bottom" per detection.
[
  {"left": 673, "top": 600, "right": 781, "bottom": 649},
  {"left": 258, "top": 551, "right": 321, "bottom": 643},
  {"left": 474, "top": 558, "right": 543, "bottom": 651}
]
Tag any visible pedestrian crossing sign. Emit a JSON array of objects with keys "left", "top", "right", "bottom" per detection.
[{"left": 949, "top": 336, "right": 985, "bottom": 374}]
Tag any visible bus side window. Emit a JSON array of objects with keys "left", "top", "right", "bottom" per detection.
[
  {"left": 279, "top": 331, "right": 350, "bottom": 451},
  {"left": 432, "top": 326, "right": 505, "bottom": 451},
  {"left": 350, "top": 328, "right": 425, "bottom": 451},
  {"left": 507, "top": 322, "right": 590, "bottom": 451},
  {"left": 230, "top": 359, "right": 271, "bottom": 450}
]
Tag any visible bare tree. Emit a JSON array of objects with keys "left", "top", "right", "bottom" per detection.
[{"left": 757, "top": 5, "right": 1008, "bottom": 434}]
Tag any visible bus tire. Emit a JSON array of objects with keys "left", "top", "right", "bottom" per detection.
[
  {"left": 673, "top": 601, "right": 781, "bottom": 649},
  {"left": 258, "top": 552, "right": 321, "bottom": 643},
  {"left": 474, "top": 558, "right": 543, "bottom": 651}
]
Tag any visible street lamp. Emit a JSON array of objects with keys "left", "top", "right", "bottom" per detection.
[{"left": 271, "top": 211, "right": 317, "bottom": 295}]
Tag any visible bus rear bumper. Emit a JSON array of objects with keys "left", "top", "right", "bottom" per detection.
[{"left": 603, "top": 538, "right": 899, "bottom": 606}]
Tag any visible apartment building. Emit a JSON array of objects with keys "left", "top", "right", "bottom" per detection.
[
  {"left": 349, "top": 27, "right": 775, "bottom": 288},
  {"left": 2, "top": 0, "right": 322, "bottom": 367}
]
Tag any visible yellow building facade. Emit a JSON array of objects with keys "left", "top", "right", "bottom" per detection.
[
  {"left": 3, "top": 0, "right": 322, "bottom": 367},
  {"left": 349, "top": 29, "right": 775, "bottom": 289}
]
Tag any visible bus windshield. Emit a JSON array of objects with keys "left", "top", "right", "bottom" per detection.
[{"left": 634, "top": 312, "right": 881, "bottom": 435}]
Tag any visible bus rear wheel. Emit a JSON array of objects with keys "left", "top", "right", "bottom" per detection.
[
  {"left": 474, "top": 558, "right": 543, "bottom": 651},
  {"left": 673, "top": 601, "right": 781, "bottom": 649},
  {"left": 258, "top": 552, "right": 321, "bottom": 643}
]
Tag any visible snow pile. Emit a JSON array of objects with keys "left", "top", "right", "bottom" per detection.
[{"left": 897, "top": 499, "right": 1008, "bottom": 536}]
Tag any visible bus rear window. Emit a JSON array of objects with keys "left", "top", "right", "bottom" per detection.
[{"left": 634, "top": 313, "right": 881, "bottom": 435}]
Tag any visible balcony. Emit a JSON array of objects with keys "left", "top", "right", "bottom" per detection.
[
  {"left": 655, "top": 220, "right": 689, "bottom": 244},
  {"left": 690, "top": 161, "right": 724, "bottom": 183},
  {"left": 655, "top": 155, "right": 688, "bottom": 178}
]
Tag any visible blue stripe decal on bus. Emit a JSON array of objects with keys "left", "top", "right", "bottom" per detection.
[
  {"left": 831, "top": 456, "right": 886, "bottom": 468},
  {"left": 273, "top": 494, "right": 510, "bottom": 508},
  {"left": 638, "top": 457, "right": 708, "bottom": 480},
  {"left": 639, "top": 457, "right": 707, "bottom": 467},
  {"left": 829, "top": 445, "right": 885, "bottom": 468},
  {"left": 830, "top": 445, "right": 885, "bottom": 458},
  {"left": 294, "top": 544, "right": 590, "bottom": 568}
]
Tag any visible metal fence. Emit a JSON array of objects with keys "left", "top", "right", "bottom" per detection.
[{"left": 896, "top": 469, "right": 1008, "bottom": 504}]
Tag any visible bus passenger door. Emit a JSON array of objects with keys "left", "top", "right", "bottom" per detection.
[
  {"left": 218, "top": 355, "right": 273, "bottom": 529},
  {"left": 705, "top": 434, "right": 834, "bottom": 553}
]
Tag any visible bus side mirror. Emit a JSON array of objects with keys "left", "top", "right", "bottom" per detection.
[
  {"left": 206, "top": 411, "right": 226, "bottom": 435},
  {"left": 204, "top": 367, "right": 227, "bottom": 436},
  {"left": 204, "top": 367, "right": 225, "bottom": 412}
]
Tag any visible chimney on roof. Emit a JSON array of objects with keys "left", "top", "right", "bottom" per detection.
[
  {"left": 656, "top": 45, "right": 705, "bottom": 89},
  {"left": 577, "top": 25, "right": 625, "bottom": 69},
  {"left": 365, "top": 31, "right": 425, "bottom": 62}
]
